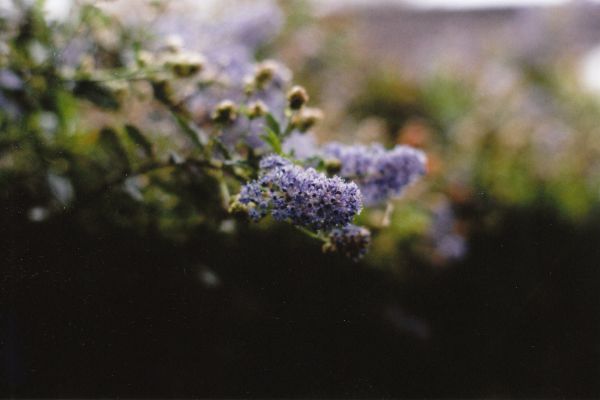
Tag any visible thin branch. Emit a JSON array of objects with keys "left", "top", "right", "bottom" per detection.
[
  {"left": 296, "top": 226, "right": 327, "bottom": 242},
  {"left": 61, "top": 157, "right": 246, "bottom": 219}
]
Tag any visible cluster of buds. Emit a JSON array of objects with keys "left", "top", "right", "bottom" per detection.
[{"left": 285, "top": 86, "right": 323, "bottom": 131}]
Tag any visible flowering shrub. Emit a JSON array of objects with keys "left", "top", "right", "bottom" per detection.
[{"left": 0, "top": 1, "right": 426, "bottom": 261}]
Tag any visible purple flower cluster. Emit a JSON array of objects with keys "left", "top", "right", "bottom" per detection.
[
  {"left": 323, "top": 143, "right": 427, "bottom": 205},
  {"left": 326, "top": 224, "right": 371, "bottom": 261},
  {"left": 239, "top": 155, "right": 362, "bottom": 231}
]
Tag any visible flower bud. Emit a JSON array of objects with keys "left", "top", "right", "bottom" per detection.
[
  {"left": 253, "top": 60, "right": 278, "bottom": 88},
  {"left": 287, "top": 85, "right": 309, "bottom": 110},
  {"left": 243, "top": 76, "right": 255, "bottom": 95},
  {"left": 324, "top": 157, "right": 342, "bottom": 174},
  {"left": 164, "top": 52, "right": 205, "bottom": 77},
  {"left": 246, "top": 100, "right": 269, "bottom": 119},
  {"left": 211, "top": 100, "right": 238, "bottom": 124},
  {"left": 290, "top": 107, "right": 323, "bottom": 132}
]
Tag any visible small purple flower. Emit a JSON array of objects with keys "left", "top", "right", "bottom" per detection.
[
  {"left": 238, "top": 180, "right": 269, "bottom": 221},
  {"left": 323, "top": 143, "right": 427, "bottom": 205},
  {"left": 239, "top": 155, "right": 362, "bottom": 231},
  {"left": 259, "top": 154, "right": 292, "bottom": 170},
  {"left": 326, "top": 224, "right": 371, "bottom": 261}
]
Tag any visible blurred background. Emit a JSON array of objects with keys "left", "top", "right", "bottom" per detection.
[{"left": 2, "top": 0, "right": 600, "bottom": 397}]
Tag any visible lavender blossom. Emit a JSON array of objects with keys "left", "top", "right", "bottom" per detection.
[
  {"left": 238, "top": 155, "right": 363, "bottom": 231},
  {"left": 325, "top": 224, "right": 371, "bottom": 261},
  {"left": 323, "top": 143, "right": 427, "bottom": 206},
  {"left": 258, "top": 154, "right": 291, "bottom": 170}
]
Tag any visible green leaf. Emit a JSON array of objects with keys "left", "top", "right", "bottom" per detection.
[
  {"left": 99, "top": 127, "right": 130, "bottom": 171},
  {"left": 260, "top": 128, "right": 282, "bottom": 155},
  {"left": 265, "top": 113, "right": 281, "bottom": 136},
  {"left": 124, "top": 124, "right": 153, "bottom": 158},
  {"left": 73, "top": 80, "right": 120, "bottom": 110},
  {"left": 172, "top": 113, "right": 207, "bottom": 148},
  {"left": 212, "top": 137, "right": 232, "bottom": 159},
  {"left": 305, "top": 156, "right": 326, "bottom": 171}
]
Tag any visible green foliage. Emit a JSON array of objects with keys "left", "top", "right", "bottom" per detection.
[
  {"left": 0, "top": 1, "right": 224, "bottom": 241},
  {"left": 265, "top": 112, "right": 281, "bottom": 136},
  {"left": 73, "top": 80, "right": 121, "bottom": 110},
  {"left": 125, "top": 124, "right": 154, "bottom": 158},
  {"left": 261, "top": 128, "right": 283, "bottom": 155}
]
